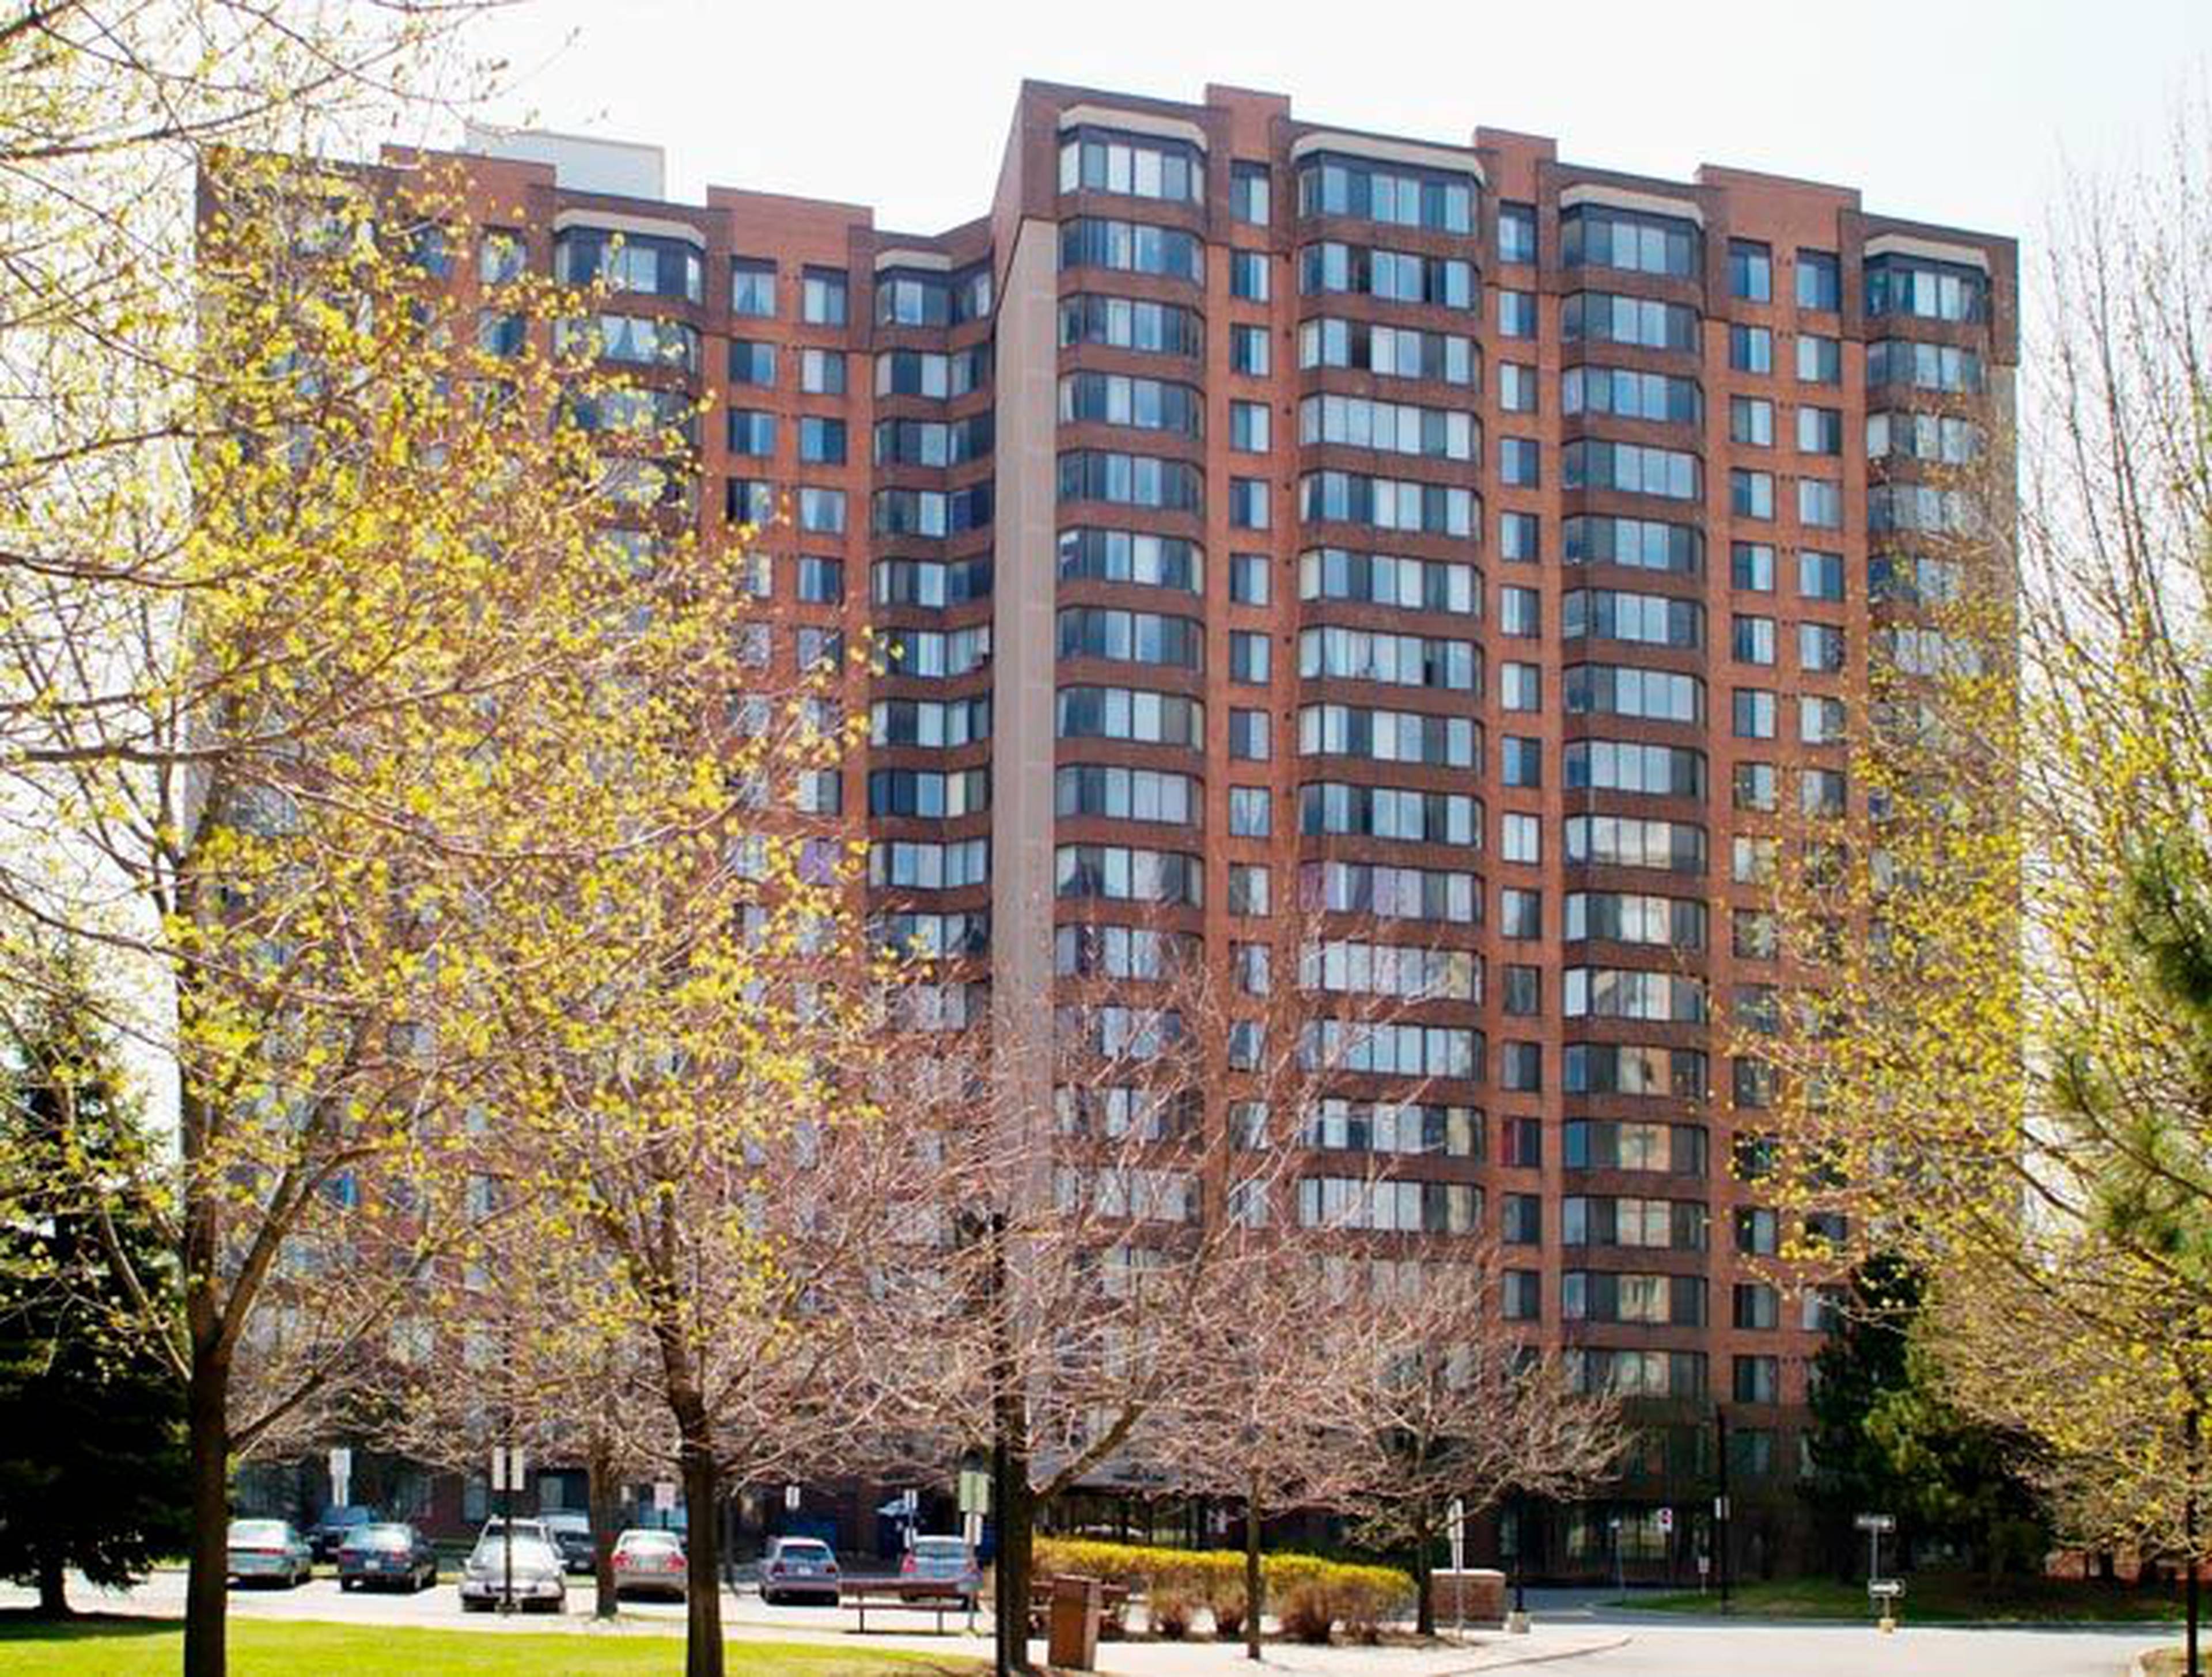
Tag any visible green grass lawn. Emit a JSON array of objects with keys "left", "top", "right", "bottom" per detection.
[
  {"left": 1621, "top": 1573, "right": 2185, "bottom": 1622},
  {"left": 0, "top": 1617, "right": 982, "bottom": 1676}
]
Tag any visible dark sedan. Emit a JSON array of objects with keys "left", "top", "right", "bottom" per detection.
[
  {"left": 308, "top": 1504, "right": 380, "bottom": 1562},
  {"left": 543, "top": 1512, "right": 595, "bottom": 1576},
  {"left": 336, "top": 1522, "right": 438, "bottom": 1592}
]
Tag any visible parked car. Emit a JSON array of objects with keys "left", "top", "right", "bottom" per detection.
[
  {"left": 543, "top": 1512, "right": 595, "bottom": 1575},
  {"left": 611, "top": 1527, "right": 687, "bottom": 1600},
  {"left": 226, "top": 1519, "right": 313, "bottom": 1588},
  {"left": 459, "top": 1532, "right": 566, "bottom": 1612},
  {"left": 336, "top": 1522, "right": 438, "bottom": 1592},
  {"left": 900, "top": 1535, "right": 980, "bottom": 1608},
  {"left": 759, "top": 1535, "right": 840, "bottom": 1605},
  {"left": 308, "top": 1504, "right": 380, "bottom": 1562}
]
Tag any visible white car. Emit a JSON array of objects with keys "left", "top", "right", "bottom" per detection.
[{"left": 459, "top": 1532, "right": 567, "bottom": 1612}]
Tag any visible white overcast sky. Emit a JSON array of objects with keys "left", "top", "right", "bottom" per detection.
[{"left": 460, "top": 0, "right": 2210, "bottom": 252}]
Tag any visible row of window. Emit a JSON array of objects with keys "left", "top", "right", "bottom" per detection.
[
  {"left": 1561, "top": 364, "right": 1703, "bottom": 425},
  {"left": 1059, "top": 371, "right": 1205, "bottom": 437},
  {"left": 1052, "top": 922, "right": 1200, "bottom": 982},
  {"left": 1059, "top": 292, "right": 1204, "bottom": 357},
  {"left": 1301, "top": 316, "right": 1477, "bottom": 385},
  {"left": 1301, "top": 470, "right": 1476, "bottom": 536},
  {"left": 1299, "top": 939, "right": 1480, "bottom": 1002},
  {"left": 1054, "top": 843, "right": 1203, "bottom": 906},
  {"left": 1299, "top": 702, "right": 1479, "bottom": 768},
  {"left": 1300, "top": 240, "right": 1476, "bottom": 308},
  {"left": 1299, "top": 781, "right": 1482, "bottom": 848},
  {"left": 873, "top": 555, "right": 991, "bottom": 607},
  {"left": 871, "top": 484, "right": 993, "bottom": 537},
  {"left": 1563, "top": 663, "right": 1703, "bottom": 724},
  {"left": 1300, "top": 393, "right": 1479, "bottom": 461},
  {"left": 1300, "top": 548, "right": 1479, "bottom": 614},
  {"left": 1300, "top": 625, "right": 1480, "bottom": 690},
  {"left": 1055, "top": 762, "right": 1198, "bottom": 826},
  {"left": 871, "top": 346, "right": 992, "bottom": 399},
  {"left": 1297, "top": 154, "right": 1477, "bottom": 234},
  {"left": 1303, "top": 1099, "right": 1483, "bottom": 1158},
  {"left": 1058, "top": 127, "right": 1206, "bottom": 205},
  {"left": 874, "top": 265, "right": 992, "bottom": 328},
  {"left": 1299, "top": 1018, "right": 1482, "bottom": 1080},
  {"left": 873, "top": 413, "right": 995, "bottom": 468}
]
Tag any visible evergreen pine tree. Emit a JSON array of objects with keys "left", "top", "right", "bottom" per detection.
[{"left": 0, "top": 959, "right": 188, "bottom": 1615}]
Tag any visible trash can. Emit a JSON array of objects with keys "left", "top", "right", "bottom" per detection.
[{"left": 1047, "top": 1573, "right": 1101, "bottom": 1671}]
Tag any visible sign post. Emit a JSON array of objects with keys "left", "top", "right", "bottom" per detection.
[
  {"left": 1448, "top": 1497, "right": 1465, "bottom": 1635},
  {"left": 490, "top": 1445, "right": 526, "bottom": 1613},
  {"left": 653, "top": 1479, "right": 677, "bottom": 1529},
  {"left": 327, "top": 1446, "right": 352, "bottom": 1511},
  {"left": 1856, "top": 1512, "right": 1900, "bottom": 1632}
]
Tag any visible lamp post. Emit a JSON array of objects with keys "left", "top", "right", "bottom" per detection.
[{"left": 1713, "top": 1406, "right": 1730, "bottom": 1612}]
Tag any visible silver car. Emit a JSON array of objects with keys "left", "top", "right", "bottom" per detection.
[
  {"left": 900, "top": 1534, "right": 981, "bottom": 1607},
  {"left": 459, "top": 1532, "right": 567, "bottom": 1612},
  {"left": 759, "top": 1535, "right": 840, "bottom": 1604},
  {"left": 226, "top": 1518, "right": 313, "bottom": 1588},
  {"left": 612, "top": 1527, "right": 687, "bottom": 1600}
]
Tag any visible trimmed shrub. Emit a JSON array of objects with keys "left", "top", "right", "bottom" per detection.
[
  {"left": 1281, "top": 1580, "right": 1336, "bottom": 1643},
  {"left": 1030, "top": 1536, "right": 1414, "bottom": 1644},
  {"left": 1209, "top": 1581, "right": 1248, "bottom": 1638},
  {"left": 1150, "top": 1587, "right": 1194, "bottom": 1639}
]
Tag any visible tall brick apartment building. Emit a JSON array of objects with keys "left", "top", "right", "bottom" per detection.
[{"left": 388, "top": 81, "right": 2014, "bottom": 1579}]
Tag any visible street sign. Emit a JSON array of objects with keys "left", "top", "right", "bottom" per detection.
[
  {"left": 328, "top": 1447, "right": 352, "bottom": 1508},
  {"left": 1854, "top": 1512, "right": 1897, "bottom": 1533},
  {"left": 653, "top": 1479, "right": 677, "bottom": 1515},
  {"left": 902, "top": 1488, "right": 919, "bottom": 1517},
  {"left": 958, "top": 1467, "right": 990, "bottom": 1516},
  {"left": 489, "top": 1446, "right": 525, "bottom": 1493},
  {"left": 964, "top": 1511, "right": 983, "bottom": 1549},
  {"left": 784, "top": 1482, "right": 801, "bottom": 1513},
  {"left": 1713, "top": 1494, "right": 1731, "bottom": 1520},
  {"left": 1657, "top": 1507, "right": 1675, "bottom": 1535},
  {"left": 1447, "top": 1497, "right": 1465, "bottom": 1573},
  {"left": 1696, "top": 1553, "right": 1711, "bottom": 1576},
  {"left": 1869, "top": 1579, "right": 1906, "bottom": 1599}
]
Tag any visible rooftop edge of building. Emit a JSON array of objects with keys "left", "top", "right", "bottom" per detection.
[{"left": 422, "top": 82, "right": 2012, "bottom": 261}]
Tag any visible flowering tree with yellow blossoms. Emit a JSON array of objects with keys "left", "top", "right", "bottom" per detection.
[
  {"left": 0, "top": 17, "right": 867, "bottom": 1674},
  {"left": 1747, "top": 107, "right": 2212, "bottom": 1639}
]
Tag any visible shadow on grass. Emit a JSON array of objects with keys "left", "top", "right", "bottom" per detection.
[{"left": 0, "top": 1612, "right": 177, "bottom": 1641}]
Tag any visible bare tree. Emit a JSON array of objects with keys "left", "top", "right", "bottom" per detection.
[
  {"left": 1138, "top": 1239, "right": 1357, "bottom": 1660},
  {"left": 474, "top": 783, "right": 949, "bottom": 1677},
  {"left": 1331, "top": 1253, "right": 1623, "bottom": 1637}
]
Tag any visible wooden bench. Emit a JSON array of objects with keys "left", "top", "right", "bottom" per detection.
[
  {"left": 843, "top": 1580, "right": 974, "bottom": 1634},
  {"left": 1027, "top": 1577, "right": 1131, "bottom": 1638}
]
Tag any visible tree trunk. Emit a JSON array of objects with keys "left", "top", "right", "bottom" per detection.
[
  {"left": 588, "top": 1428, "right": 620, "bottom": 1620},
  {"left": 35, "top": 1550, "right": 70, "bottom": 1618},
  {"left": 1000, "top": 1462, "right": 1035, "bottom": 1675},
  {"left": 1414, "top": 1516, "right": 1436, "bottom": 1638},
  {"left": 183, "top": 1337, "right": 231, "bottom": 1677},
  {"left": 673, "top": 1394, "right": 724, "bottom": 1677},
  {"left": 1244, "top": 1474, "right": 1263, "bottom": 1662}
]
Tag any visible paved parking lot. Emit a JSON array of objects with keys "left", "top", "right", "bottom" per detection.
[{"left": 0, "top": 1569, "right": 2177, "bottom": 1675}]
